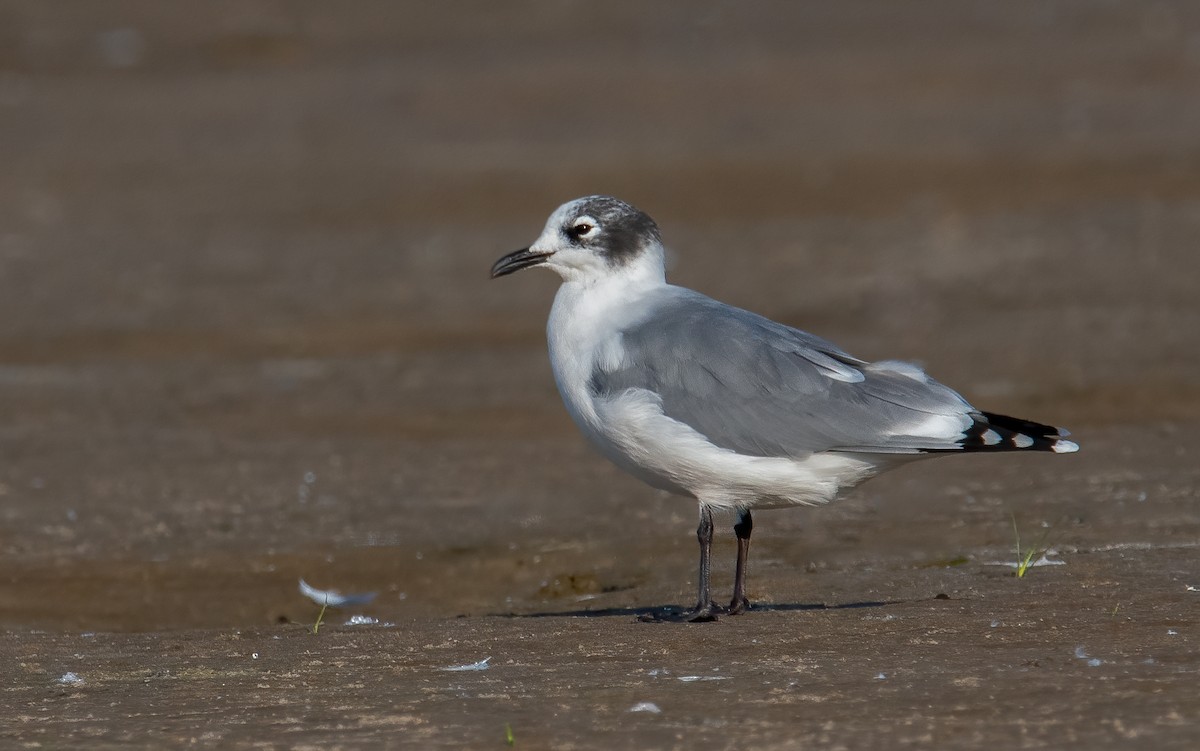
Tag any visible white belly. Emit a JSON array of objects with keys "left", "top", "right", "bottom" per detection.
[{"left": 590, "top": 388, "right": 881, "bottom": 509}]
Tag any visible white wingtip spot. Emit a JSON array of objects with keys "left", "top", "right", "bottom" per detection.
[
  {"left": 1052, "top": 439, "right": 1080, "bottom": 454},
  {"left": 1012, "top": 434, "right": 1034, "bottom": 449},
  {"left": 981, "top": 429, "right": 1002, "bottom": 446}
]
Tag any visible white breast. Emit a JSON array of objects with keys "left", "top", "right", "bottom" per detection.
[{"left": 547, "top": 276, "right": 645, "bottom": 447}]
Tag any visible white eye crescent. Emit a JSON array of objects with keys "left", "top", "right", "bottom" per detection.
[{"left": 570, "top": 217, "right": 597, "bottom": 239}]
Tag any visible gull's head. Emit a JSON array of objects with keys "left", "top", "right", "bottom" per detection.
[{"left": 491, "top": 196, "right": 665, "bottom": 284}]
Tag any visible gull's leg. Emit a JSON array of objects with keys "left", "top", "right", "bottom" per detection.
[
  {"left": 684, "top": 505, "right": 720, "bottom": 622},
  {"left": 729, "top": 509, "right": 753, "bottom": 615}
]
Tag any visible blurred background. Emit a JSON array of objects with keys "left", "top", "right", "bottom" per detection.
[{"left": 1, "top": 1, "right": 1197, "bottom": 630}]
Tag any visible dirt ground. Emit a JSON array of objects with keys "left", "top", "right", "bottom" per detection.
[{"left": 2, "top": 1, "right": 1199, "bottom": 748}]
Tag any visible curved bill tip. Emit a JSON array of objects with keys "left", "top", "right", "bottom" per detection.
[{"left": 491, "top": 247, "right": 553, "bottom": 278}]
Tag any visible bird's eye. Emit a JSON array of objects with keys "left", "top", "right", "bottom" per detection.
[{"left": 571, "top": 222, "right": 594, "bottom": 238}]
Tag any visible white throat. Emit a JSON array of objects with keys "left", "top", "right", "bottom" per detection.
[{"left": 543, "top": 239, "right": 667, "bottom": 287}]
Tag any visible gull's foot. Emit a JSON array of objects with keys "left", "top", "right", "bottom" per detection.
[
  {"left": 683, "top": 602, "right": 722, "bottom": 622},
  {"left": 727, "top": 596, "right": 751, "bottom": 616},
  {"left": 638, "top": 602, "right": 724, "bottom": 623}
]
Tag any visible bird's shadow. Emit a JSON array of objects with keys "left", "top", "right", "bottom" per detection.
[{"left": 491, "top": 599, "right": 901, "bottom": 620}]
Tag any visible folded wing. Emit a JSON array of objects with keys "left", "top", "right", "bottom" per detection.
[{"left": 590, "top": 287, "right": 1074, "bottom": 458}]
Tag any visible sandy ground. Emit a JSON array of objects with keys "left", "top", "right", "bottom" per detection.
[{"left": 1, "top": 1, "right": 1199, "bottom": 748}]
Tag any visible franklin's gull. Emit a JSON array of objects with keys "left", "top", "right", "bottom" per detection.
[{"left": 491, "top": 195, "right": 1078, "bottom": 621}]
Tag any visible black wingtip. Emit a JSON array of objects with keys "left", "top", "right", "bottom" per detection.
[{"left": 953, "top": 411, "right": 1079, "bottom": 453}]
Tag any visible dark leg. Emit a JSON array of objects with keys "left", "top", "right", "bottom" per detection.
[
  {"left": 729, "top": 509, "right": 753, "bottom": 615},
  {"left": 683, "top": 505, "right": 720, "bottom": 622}
]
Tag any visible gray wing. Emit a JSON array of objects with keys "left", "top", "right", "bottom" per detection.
[{"left": 590, "top": 287, "right": 977, "bottom": 457}]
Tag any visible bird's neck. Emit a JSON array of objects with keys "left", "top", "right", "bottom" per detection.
[
  {"left": 550, "top": 256, "right": 664, "bottom": 347},
  {"left": 573, "top": 245, "right": 667, "bottom": 291},
  {"left": 559, "top": 262, "right": 665, "bottom": 318}
]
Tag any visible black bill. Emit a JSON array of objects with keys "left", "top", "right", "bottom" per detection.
[{"left": 490, "top": 247, "right": 553, "bottom": 278}]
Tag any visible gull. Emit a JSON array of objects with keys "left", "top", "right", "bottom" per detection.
[{"left": 491, "top": 196, "right": 1079, "bottom": 622}]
